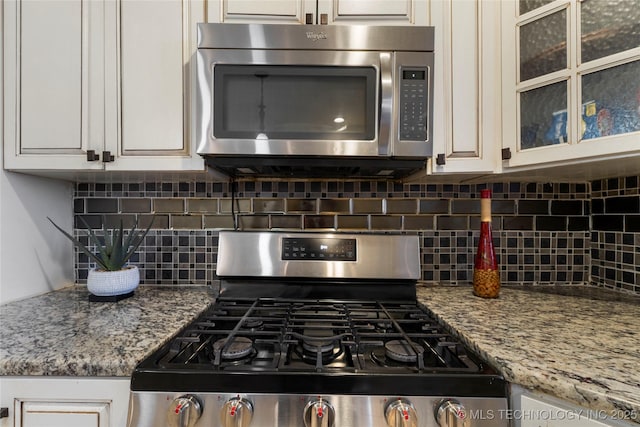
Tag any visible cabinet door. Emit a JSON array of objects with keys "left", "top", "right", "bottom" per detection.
[
  {"left": 501, "top": 0, "right": 640, "bottom": 169},
  {"left": 2, "top": 0, "right": 105, "bottom": 170},
  {"left": 511, "top": 385, "right": 637, "bottom": 427},
  {"left": 209, "top": 0, "right": 428, "bottom": 25},
  {"left": 318, "top": 0, "right": 428, "bottom": 25},
  {"left": 212, "top": 0, "right": 316, "bottom": 24},
  {"left": 430, "top": 0, "right": 500, "bottom": 174},
  {"left": 105, "top": 0, "right": 204, "bottom": 171},
  {"left": 0, "top": 378, "right": 130, "bottom": 427},
  {"left": 16, "top": 401, "right": 109, "bottom": 427}
]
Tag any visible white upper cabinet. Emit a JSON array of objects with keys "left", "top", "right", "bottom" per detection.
[
  {"left": 3, "top": 0, "right": 105, "bottom": 170},
  {"left": 209, "top": 0, "right": 428, "bottom": 26},
  {"left": 501, "top": 0, "right": 640, "bottom": 169},
  {"left": 430, "top": 0, "right": 501, "bottom": 174},
  {"left": 104, "top": 0, "right": 205, "bottom": 171},
  {"left": 2, "top": 0, "right": 205, "bottom": 172}
]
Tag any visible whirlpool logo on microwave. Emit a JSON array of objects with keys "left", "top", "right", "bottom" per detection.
[{"left": 306, "top": 31, "right": 327, "bottom": 41}]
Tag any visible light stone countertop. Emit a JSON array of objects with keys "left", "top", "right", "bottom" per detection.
[
  {"left": 417, "top": 284, "right": 640, "bottom": 423},
  {"left": 0, "top": 285, "right": 215, "bottom": 377}
]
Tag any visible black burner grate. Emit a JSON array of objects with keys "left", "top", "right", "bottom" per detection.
[{"left": 156, "top": 298, "right": 479, "bottom": 374}]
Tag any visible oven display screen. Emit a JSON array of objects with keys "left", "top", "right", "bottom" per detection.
[{"left": 282, "top": 238, "right": 356, "bottom": 261}]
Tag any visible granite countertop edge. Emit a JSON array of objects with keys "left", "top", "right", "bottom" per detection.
[
  {"left": 0, "top": 285, "right": 216, "bottom": 378},
  {"left": 416, "top": 284, "right": 640, "bottom": 424}
]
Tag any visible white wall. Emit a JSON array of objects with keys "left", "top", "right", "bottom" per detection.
[{"left": 0, "top": 170, "right": 75, "bottom": 304}]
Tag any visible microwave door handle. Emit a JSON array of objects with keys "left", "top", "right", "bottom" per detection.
[{"left": 378, "top": 52, "right": 393, "bottom": 156}]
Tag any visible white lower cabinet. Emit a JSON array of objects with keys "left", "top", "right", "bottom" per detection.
[
  {"left": 511, "top": 385, "right": 637, "bottom": 427},
  {"left": 0, "top": 377, "right": 130, "bottom": 427}
]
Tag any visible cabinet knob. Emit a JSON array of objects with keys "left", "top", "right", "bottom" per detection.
[
  {"left": 86, "top": 150, "right": 100, "bottom": 162},
  {"left": 102, "top": 151, "right": 115, "bottom": 163}
]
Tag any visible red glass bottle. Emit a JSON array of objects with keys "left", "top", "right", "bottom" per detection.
[{"left": 473, "top": 189, "right": 500, "bottom": 298}]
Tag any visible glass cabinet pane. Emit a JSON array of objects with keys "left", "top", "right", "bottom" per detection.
[
  {"left": 520, "top": 81, "right": 568, "bottom": 149},
  {"left": 519, "top": 0, "right": 553, "bottom": 15},
  {"left": 581, "top": 60, "right": 640, "bottom": 140},
  {"left": 581, "top": 0, "right": 640, "bottom": 63},
  {"left": 520, "top": 9, "right": 567, "bottom": 82}
]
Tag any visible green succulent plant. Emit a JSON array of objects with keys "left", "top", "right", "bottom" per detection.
[{"left": 48, "top": 215, "right": 154, "bottom": 271}]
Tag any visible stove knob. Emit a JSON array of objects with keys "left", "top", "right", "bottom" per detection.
[
  {"left": 434, "top": 399, "right": 470, "bottom": 427},
  {"left": 303, "top": 399, "right": 335, "bottom": 427},
  {"left": 220, "top": 397, "right": 253, "bottom": 427},
  {"left": 167, "top": 395, "right": 202, "bottom": 427},
  {"left": 385, "top": 398, "right": 418, "bottom": 427}
]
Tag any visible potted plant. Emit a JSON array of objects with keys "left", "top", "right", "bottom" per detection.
[{"left": 48, "top": 215, "right": 154, "bottom": 300}]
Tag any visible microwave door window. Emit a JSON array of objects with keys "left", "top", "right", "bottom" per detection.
[{"left": 213, "top": 65, "right": 376, "bottom": 141}]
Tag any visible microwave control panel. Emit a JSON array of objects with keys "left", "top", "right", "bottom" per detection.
[{"left": 399, "top": 69, "right": 429, "bottom": 141}]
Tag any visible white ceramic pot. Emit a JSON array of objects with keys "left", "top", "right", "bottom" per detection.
[{"left": 87, "top": 266, "right": 140, "bottom": 296}]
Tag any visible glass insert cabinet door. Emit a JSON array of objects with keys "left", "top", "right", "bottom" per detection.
[{"left": 514, "top": 0, "right": 640, "bottom": 151}]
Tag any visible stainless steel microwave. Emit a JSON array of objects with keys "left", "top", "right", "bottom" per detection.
[{"left": 195, "top": 23, "right": 434, "bottom": 179}]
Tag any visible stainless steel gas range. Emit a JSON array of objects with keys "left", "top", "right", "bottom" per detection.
[{"left": 127, "top": 231, "right": 508, "bottom": 427}]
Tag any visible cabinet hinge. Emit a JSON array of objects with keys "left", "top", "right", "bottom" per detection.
[
  {"left": 435, "top": 153, "right": 446, "bottom": 166},
  {"left": 320, "top": 13, "right": 328, "bottom": 25},
  {"left": 501, "top": 148, "right": 512, "bottom": 160},
  {"left": 0, "top": 407, "right": 8, "bottom": 418},
  {"left": 305, "top": 13, "right": 314, "bottom": 24}
]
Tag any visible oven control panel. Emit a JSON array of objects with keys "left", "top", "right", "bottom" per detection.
[{"left": 282, "top": 237, "right": 356, "bottom": 261}]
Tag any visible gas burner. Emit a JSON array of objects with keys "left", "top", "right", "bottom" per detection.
[
  {"left": 385, "top": 340, "right": 424, "bottom": 363},
  {"left": 212, "top": 337, "right": 254, "bottom": 360},
  {"left": 294, "top": 341, "right": 344, "bottom": 366},
  {"left": 243, "top": 318, "right": 264, "bottom": 329},
  {"left": 302, "top": 337, "right": 337, "bottom": 354}
]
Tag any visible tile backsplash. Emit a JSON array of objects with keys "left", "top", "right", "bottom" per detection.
[
  {"left": 74, "top": 179, "right": 601, "bottom": 289},
  {"left": 590, "top": 176, "right": 640, "bottom": 294}
]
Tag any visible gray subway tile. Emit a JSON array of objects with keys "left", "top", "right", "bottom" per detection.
[
  {"left": 121, "top": 198, "right": 152, "bottom": 213},
  {"left": 287, "top": 199, "right": 317, "bottom": 212},
  {"left": 419, "top": 199, "right": 449, "bottom": 214},
  {"left": 370, "top": 215, "right": 402, "bottom": 230},
  {"left": 238, "top": 215, "right": 269, "bottom": 229},
  {"left": 386, "top": 199, "right": 418, "bottom": 214},
  {"left": 270, "top": 215, "right": 302, "bottom": 229},
  {"left": 336, "top": 215, "right": 369, "bottom": 230},
  {"left": 304, "top": 215, "right": 335, "bottom": 229},
  {"left": 437, "top": 216, "right": 469, "bottom": 230},
  {"left": 86, "top": 198, "right": 118, "bottom": 213},
  {"left": 187, "top": 198, "right": 218, "bottom": 214},
  {"left": 352, "top": 199, "right": 383, "bottom": 214},
  {"left": 154, "top": 198, "right": 185, "bottom": 213},
  {"left": 403, "top": 215, "right": 434, "bottom": 230},
  {"left": 140, "top": 214, "right": 169, "bottom": 229},
  {"left": 319, "top": 199, "right": 350, "bottom": 213},
  {"left": 171, "top": 215, "right": 203, "bottom": 229},
  {"left": 204, "top": 215, "right": 235, "bottom": 229},
  {"left": 220, "top": 198, "right": 251, "bottom": 213},
  {"left": 254, "top": 198, "right": 285, "bottom": 213}
]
